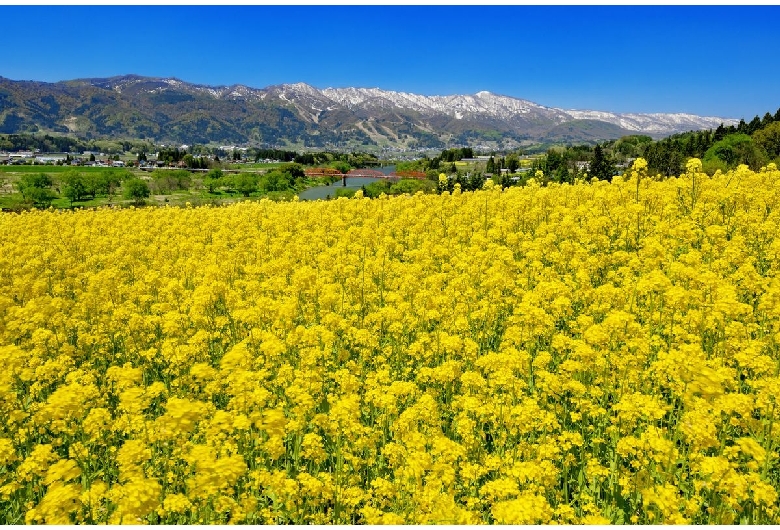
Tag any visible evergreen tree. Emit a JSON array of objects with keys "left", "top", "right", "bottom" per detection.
[
  {"left": 590, "top": 145, "right": 614, "bottom": 180},
  {"left": 555, "top": 163, "right": 570, "bottom": 184},
  {"left": 714, "top": 124, "right": 727, "bottom": 142},
  {"left": 467, "top": 172, "right": 485, "bottom": 191},
  {"left": 747, "top": 116, "right": 762, "bottom": 135},
  {"left": 486, "top": 156, "right": 496, "bottom": 174}
]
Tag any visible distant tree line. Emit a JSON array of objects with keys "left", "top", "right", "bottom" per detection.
[
  {"left": 0, "top": 133, "right": 154, "bottom": 155},
  {"left": 156, "top": 147, "right": 212, "bottom": 169},
  {"left": 440, "top": 147, "right": 475, "bottom": 162},
  {"left": 250, "top": 148, "right": 298, "bottom": 163}
]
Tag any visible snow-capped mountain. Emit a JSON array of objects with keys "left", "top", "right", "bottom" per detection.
[
  {"left": 561, "top": 109, "right": 733, "bottom": 136},
  {"left": 323, "top": 87, "right": 558, "bottom": 118},
  {"left": 0, "top": 74, "right": 738, "bottom": 148},
  {"left": 318, "top": 85, "right": 732, "bottom": 135}
]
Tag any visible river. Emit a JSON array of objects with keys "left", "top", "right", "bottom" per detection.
[{"left": 298, "top": 165, "right": 395, "bottom": 201}]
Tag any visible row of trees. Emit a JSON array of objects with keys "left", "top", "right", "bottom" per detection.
[
  {"left": 10, "top": 166, "right": 310, "bottom": 209},
  {"left": 247, "top": 149, "right": 379, "bottom": 169},
  {"left": 154, "top": 147, "right": 213, "bottom": 169},
  {"left": 60, "top": 170, "right": 125, "bottom": 204},
  {"left": 439, "top": 147, "right": 475, "bottom": 162},
  {"left": 250, "top": 148, "right": 297, "bottom": 162},
  {"left": 202, "top": 163, "right": 307, "bottom": 197},
  {"left": 153, "top": 147, "right": 380, "bottom": 169},
  {"left": 13, "top": 169, "right": 141, "bottom": 208},
  {"left": 0, "top": 133, "right": 155, "bottom": 155},
  {"left": 119, "top": 163, "right": 310, "bottom": 203}
]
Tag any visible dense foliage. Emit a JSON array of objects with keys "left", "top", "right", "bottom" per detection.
[{"left": 1, "top": 159, "right": 780, "bottom": 523}]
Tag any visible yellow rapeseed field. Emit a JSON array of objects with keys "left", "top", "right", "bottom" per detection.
[{"left": 1, "top": 159, "right": 779, "bottom": 524}]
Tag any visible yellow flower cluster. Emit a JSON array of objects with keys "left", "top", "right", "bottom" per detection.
[{"left": 1, "top": 160, "right": 779, "bottom": 523}]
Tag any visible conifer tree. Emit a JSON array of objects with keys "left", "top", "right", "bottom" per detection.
[
  {"left": 590, "top": 145, "right": 614, "bottom": 181},
  {"left": 486, "top": 156, "right": 496, "bottom": 174}
]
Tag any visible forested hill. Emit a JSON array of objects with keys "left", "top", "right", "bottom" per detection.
[
  {"left": 639, "top": 110, "right": 780, "bottom": 175},
  {"left": 512, "top": 106, "right": 780, "bottom": 184}
]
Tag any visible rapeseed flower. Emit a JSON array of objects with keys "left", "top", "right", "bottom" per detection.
[{"left": 2, "top": 162, "right": 780, "bottom": 523}]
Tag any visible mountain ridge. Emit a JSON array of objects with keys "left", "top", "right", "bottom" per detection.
[{"left": 0, "top": 74, "right": 738, "bottom": 149}]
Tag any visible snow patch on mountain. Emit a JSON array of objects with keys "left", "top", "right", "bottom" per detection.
[{"left": 562, "top": 109, "right": 736, "bottom": 134}]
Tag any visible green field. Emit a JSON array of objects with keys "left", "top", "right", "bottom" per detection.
[{"left": 0, "top": 164, "right": 331, "bottom": 210}]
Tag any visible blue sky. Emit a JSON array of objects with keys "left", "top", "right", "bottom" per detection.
[{"left": 2, "top": 5, "right": 778, "bottom": 120}]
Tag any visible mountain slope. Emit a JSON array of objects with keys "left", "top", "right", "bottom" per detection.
[{"left": 0, "top": 75, "right": 738, "bottom": 149}]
